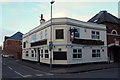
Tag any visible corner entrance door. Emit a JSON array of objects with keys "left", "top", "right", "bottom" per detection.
[{"left": 38, "top": 48, "right": 40, "bottom": 63}]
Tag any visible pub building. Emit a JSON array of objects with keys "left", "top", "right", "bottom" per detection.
[
  {"left": 22, "top": 16, "right": 108, "bottom": 65},
  {"left": 88, "top": 10, "right": 120, "bottom": 62}
]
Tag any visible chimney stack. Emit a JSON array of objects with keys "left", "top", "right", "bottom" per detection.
[{"left": 40, "top": 14, "right": 45, "bottom": 24}]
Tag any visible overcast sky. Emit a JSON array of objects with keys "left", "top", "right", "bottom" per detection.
[{"left": 0, "top": 0, "right": 119, "bottom": 47}]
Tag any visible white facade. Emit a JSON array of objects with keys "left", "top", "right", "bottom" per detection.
[{"left": 22, "top": 17, "right": 108, "bottom": 65}]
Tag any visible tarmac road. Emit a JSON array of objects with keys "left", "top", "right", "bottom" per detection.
[
  {"left": 2, "top": 58, "right": 54, "bottom": 78},
  {"left": 2, "top": 57, "right": 119, "bottom": 79}
]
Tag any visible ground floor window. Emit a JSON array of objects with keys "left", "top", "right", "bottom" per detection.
[
  {"left": 26, "top": 51, "right": 28, "bottom": 57},
  {"left": 26, "top": 53, "right": 28, "bottom": 57},
  {"left": 53, "top": 52, "right": 67, "bottom": 60},
  {"left": 31, "top": 54, "right": 34, "bottom": 57},
  {"left": 45, "top": 50, "right": 49, "bottom": 58},
  {"left": 73, "top": 49, "right": 82, "bottom": 59},
  {"left": 92, "top": 49, "right": 101, "bottom": 58},
  {"left": 41, "top": 49, "right": 43, "bottom": 58}
]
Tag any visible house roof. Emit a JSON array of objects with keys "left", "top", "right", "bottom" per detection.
[
  {"left": 4, "top": 31, "right": 23, "bottom": 41},
  {"left": 88, "top": 10, "right": 120, "bottom": 24}
]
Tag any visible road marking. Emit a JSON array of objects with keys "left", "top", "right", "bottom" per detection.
[
  {"left": 35, "top": 74, "right": 44, "bottom": 77},
  {"left": 46, "top": 73, "right": 54, "bottom": 76},
  {"left": 23, "top": 75, "right": 32, "bottom": 78},
  {"left": 14, "top": 71, "right": 24, "bottom": 77},
  {"left": 8, "top": 66, "right": 13, "bottom": 70}
]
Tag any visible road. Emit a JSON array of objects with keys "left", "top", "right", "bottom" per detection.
[
  {"left": 2, "top": 57, "right": 119, "bottom": 79},
  {"left": 2, "top": 57, "right": 54, "bottom": 78}
]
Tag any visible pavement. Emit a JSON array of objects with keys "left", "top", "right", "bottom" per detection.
[{"left": 14, "top": 59, "right": 119, "bottom": 74}]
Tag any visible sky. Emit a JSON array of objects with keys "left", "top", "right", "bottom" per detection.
[{"left": 0, "top": 0, "right": 120, "bottom": 47}]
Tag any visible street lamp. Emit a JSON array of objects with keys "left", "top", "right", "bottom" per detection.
[{"left": 49, "top": 0, "right": 55, "bottom": 68}]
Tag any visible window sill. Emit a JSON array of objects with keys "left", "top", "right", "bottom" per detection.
[
  {"left": 44, "top": 58, "right": 49, "bottom": 59},
  {"left": 92, "top": 57, "right": 101, "bottom": 59},
  {"left": 72, "top": 58, "right": 82, "bottom": 60}
]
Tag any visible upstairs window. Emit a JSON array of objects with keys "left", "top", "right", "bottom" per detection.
[
  {"left": 74, "top": 28, "right": 80, "bottom": 38},
  {"left": 40, "top": 31, "right": 43, "bottom": 40},
  {"left": 56, "top": 29, "right": 64, "bottom": 39},
  {"left": 31, "top": 34, "right": 36, "bottom": 42},
  {"left": 23, "top": 42, "right": 26, "bottom": 48},
  {"left": 91, "top": 31, "right": 100, "bottom": 39},
  {"left": 45, "top": 29, "right": 47, "bottom": 39},
  {"left": 111, "top": 30, "right": 118, "bottom": 35}
]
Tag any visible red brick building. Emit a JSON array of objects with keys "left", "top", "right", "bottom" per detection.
[
  {"left": 3, "top": 32, "right": 23, "bottom": 59},
  {"left": 88, "top": 10, "right": 120, "bottom": 62}
]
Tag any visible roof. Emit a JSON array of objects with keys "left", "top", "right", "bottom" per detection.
[
  {"left": 4, "top": 31, "right": 23, "bottom": 41},
  {"left": 88, "top": 10, "right": 120, "bottom": 24}
]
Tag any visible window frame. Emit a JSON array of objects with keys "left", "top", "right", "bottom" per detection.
[
  {"left": 45, "top": 29, "right": 48, "bottom": 39},
  {"left": 31, "top": 34, "right": 36, "bottom": 42},
  {"left": 111, "top": 30, "right": 118, "bottom": 35},
  {"left": 91, "top": 31, "right": 100, "bottom": 40},
  {"left": 92, "top": 49, "right": 101, "bottom": 58},
  {"left": 74, "top": 28, "right": 80, "bottom": 39},
  {"left": 44, "top": 49, "right": 49, "bottom": 58},
  {"left": 41, "top": 49, "right": 43, "bottom": 58},
  {"left": 55, "top": 29, "right": 64, "bottom": 39},
  {"left": 73, "top": 49, "right": 82, "bottom": 59}
]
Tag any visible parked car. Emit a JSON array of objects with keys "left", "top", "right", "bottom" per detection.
[{"left": 2, "top": 54, "right": 9, "bottom": 58}]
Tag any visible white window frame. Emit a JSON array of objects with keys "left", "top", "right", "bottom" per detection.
[
  {"left": 25, "top": 51, "right": 29, "bottom": 57},
  {"left": 31, "top": 34, "right": 36, "bottom": 42},
  {"left": 41, "top": 49, "right": 43, "bottom": 58},
  {"left": 40, "top": 31, "right": 43, "bottom": 40},
  {"left": 73, "top": 49, "right": 82, "bottom": 59},
  {"left": 92, "top": 49, "right": 101, "bottom": 58},
  {"left": 45, "top": 29, "right": 47, "bottom": 39},
  {"left": 91, "top": 31, "right": 100, "bottom": 40},
  {"left": 44, "top": 49, "right": 49, "bottom": 59}
]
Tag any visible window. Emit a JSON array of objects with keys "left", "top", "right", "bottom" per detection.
[
  {"left": 53, "top": 52, "right": 67, "bottom": 60},
  {"left": 92, "top": 49, "right": 101, "bottom": 58},
  {"left": 31, "top": 54, "right": 34, "bottom": 57},
  {"left": 31, "top": 50, "right": 34, "bottom": 57},
  {"left": 73, "top": 49, "right": 82, "bottom": 58},
  {"left": 45, "top": 50, "right": 49, "bottom": 58},
  {"left": 23, "top": 42, "right": 26, "bottom": 48},
  {"left": 45, "top": 54, "right": 49, "bottom": 58},
  {"left": 111, "top": 30, "right": 118, "bottom": 35},
  {"left": 45, "top": 29, "right": 47, "bottom": 39},
  {"left": 34, "top": 49, "right": 36, "bottom": 57},
  {"left": 56, "top": 29, "right": 64, "bottom": 39},
  {"left": 93, "top": 19, "right": 98, "bottom": 22},
  {"left": 40, "top": 31, "right": 43, "bottom": 40},
  {"left": 26, "top": 51, "right": 28, "bottom": 57},
  {"left": 41, "top": 49, "right": 43, "bottom": 58},
  {"left": 74, "top": 28, "right": 80, "bottom": 38},
  {"left": 91, "top": 31, "right": 100, "bottom": 39},
  {"left": 31, "top": 50, "right": 34, "bottom": 54},
  {"left": 31, "top": 34, "right": 36, "bottom": 42}
]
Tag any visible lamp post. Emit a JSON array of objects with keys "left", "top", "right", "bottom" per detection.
[{"left": 49, "top": 0, "right": 55, "bottom": 68}]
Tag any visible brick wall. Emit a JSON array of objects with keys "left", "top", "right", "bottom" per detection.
[
  {"left": 101, "top": 22, "right": 120, "bottom": 45},
  {"left": 3, "top": 39, "right": 22, "bottom": 59}
]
